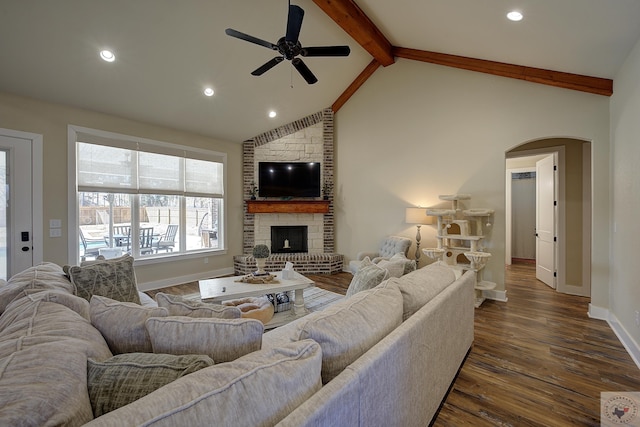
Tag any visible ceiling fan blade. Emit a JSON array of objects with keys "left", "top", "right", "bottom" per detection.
[
  {"left": 301, "top": 46, "right": 351, "bottom": 57},
  {"left": 291, "top": 58, "right": 318, "bottom": 84},
  {"left": 251, "top": 56, "right": 285, "bottom": 76},
  {"left": 285, "top": 5, "right": 304, "bottom": 43},
  {"left": 225, "top": 28, "right": 277, "bottom": 50}
]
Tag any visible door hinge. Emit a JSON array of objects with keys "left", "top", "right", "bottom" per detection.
[
  {"left": 554, "top": 165, "right": 557, "bottom": 171},
  {"left": 554, "top": 236, "right": 557, "bottom": 242},
  {"left": 554, "top": 200, "right": 557, "bottom": 206},
  {"left": 554, "top": 271, "right": 557, "bottom": 277}
]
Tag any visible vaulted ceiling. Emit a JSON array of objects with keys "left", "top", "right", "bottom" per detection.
[{"left": 2, "top": 0, "right": 640, "bottom": 142}]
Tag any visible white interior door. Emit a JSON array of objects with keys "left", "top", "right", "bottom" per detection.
[
  {"left": 536, "top": 154, "right": 556, "bottom": 288},
  {"left": 0, "top": 133, "right": 37, "bottom": 279}
]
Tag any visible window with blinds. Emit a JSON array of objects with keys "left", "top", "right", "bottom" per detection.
[{"left": 73, "top": 129, "right": 225, "bottom": 262}]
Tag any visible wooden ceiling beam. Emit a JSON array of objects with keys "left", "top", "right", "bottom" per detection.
[
  {"left": 393, "top": 47, "right": 613, "bottom": 96},
  {"left": 312, "top": 0, "right": 394, "bottom": 66},
  {"left": 332, "top": 59, "right": 381, "bottom": 112}
]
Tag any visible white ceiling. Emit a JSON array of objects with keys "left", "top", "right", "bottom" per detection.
[{"left": 2, "top": 0, "right": 640, "bottom": 143}]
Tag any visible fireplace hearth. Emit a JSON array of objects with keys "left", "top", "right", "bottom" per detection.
[{"left": 271, "top": 226, "right": 308, "bottom": 253}]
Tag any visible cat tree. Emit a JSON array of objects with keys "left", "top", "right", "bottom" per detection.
[{"left": 421, "top": 194, "right": 496, "bottom": 307}]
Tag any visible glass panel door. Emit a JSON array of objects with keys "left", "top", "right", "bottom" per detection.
[{"left": 0, "top": 150, "right": 7, "bottom": 280}]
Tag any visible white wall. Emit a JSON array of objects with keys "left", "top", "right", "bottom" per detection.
[
  {"left": 610, "top": 36, "right": 640, "bottom": 356},
  {"left": 0, "top": 92, "right": 243, "bottom": 289},
  {"left": 334, "top": 59, "right": 611, "bottom": 308}
]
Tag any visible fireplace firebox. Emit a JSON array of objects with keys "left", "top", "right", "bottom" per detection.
[{"left": 271, "top": 226, "right": 308, "bottom": 253}]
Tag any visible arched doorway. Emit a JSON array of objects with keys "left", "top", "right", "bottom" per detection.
[{"left": 505, "top": 138, "right": 591, "bottom": 297}]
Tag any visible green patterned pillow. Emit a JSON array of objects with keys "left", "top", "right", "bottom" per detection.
[
  {"left": 69, "top": 255, "right": 140, "bottom": 304},
  {"left": 87, "top": 352, "right": 214, "bottom": 417},
  {"left": 346, "top": 263, "right": 389, "bottom": 297}
]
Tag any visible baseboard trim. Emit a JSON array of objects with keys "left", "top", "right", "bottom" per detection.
[
  {"left": 137, "top": 266, "right": 235, "bottom": 292},
  {"left": 608, "top": 313, "right": 640, "bottom": 370},
  {"left": 587, "top": 303, "right": 609, "bottom": 321},
  {"left": 588, "top": 304, "right": 640, "bottom": 370},
  {"left": 483, "top": 289, "right": 508, "bottom": 303}
]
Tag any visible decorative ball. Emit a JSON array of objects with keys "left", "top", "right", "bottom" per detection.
[{"left": 252, "top": 244, "right": 270, "bottom": 258}]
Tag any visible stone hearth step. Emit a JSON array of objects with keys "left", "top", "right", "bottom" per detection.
[{"left": 234, "top": 253, "right": 344, "bottom": 275}]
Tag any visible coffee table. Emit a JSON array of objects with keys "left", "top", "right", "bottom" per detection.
[{"left": 198, "top": 271, "right": 315, "bottom": 329}]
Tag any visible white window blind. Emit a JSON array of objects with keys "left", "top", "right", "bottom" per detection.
[{"left": 77, "top": 139, "right": 224, "bottom": 197}]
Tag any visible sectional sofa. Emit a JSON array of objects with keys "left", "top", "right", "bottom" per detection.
[{"left": 0, "top": 259, "right": 474, "bottom": 426}]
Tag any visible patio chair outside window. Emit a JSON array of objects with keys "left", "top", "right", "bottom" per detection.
[
  {"left": 139, "top": 227, "right": 156, "bottom": 255},
  {"left": 155, "top": 224, "right": 178, "bottom": 253},
  {"left": 80, "top": 228, "right": 108, "bottom": 261}
]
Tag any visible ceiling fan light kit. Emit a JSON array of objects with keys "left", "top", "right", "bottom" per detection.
[{"left": 225, "top": 4, "right": 350, "bottom": 84}]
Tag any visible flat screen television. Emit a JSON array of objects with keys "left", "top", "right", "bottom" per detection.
[{"left": 258, "top": 162, "right": 321, "bottom": 198}]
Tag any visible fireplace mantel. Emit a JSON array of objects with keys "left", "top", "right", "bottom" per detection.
[{"left": 246, "top": 200, "right": 330, "bottom": 214}]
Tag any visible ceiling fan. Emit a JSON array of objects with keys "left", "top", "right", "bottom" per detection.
[{"left": 225, "top": 3, "right": 351, "bottom": 84}]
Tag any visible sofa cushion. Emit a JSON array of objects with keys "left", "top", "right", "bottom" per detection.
[
  {"left": 69, "top": 254, "right": 141, "bottom": 304},
  {"left": 146, "top": 316, "right": 263, "bottom": 363},
  {"left": 90, "top": 295, "right": 168, "bottom": 354},
  {"left": 0, "top": 341, "right": 96, "bottom": 426},
  {"left": 83, "top": 340, "right": 322, "bottom": 427},
  {"left": 346, "top": 263, "right": 389, "bottom": 297},
  {"left": 263, "top": 284, "right": 403, "bottom": 384},
  {"left": 0, "top": 262, "right": 74, "bottom": 314},
  {"left": 386, "top": 261, "right": 457, "bottom": 321},
  {"left": 87, "top": 352, "right": 214, "bottom": 417},
  {"left": 0, "top": 296, "right": 112, "bottom": 361},
  {"left": 155, "top": 292, "right": 241, "bottom": 319},
  {"left": 22, "top": 289, "right": 91, "bottom": 320}
]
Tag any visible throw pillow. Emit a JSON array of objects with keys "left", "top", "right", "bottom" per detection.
[
  {"left": 145, "top": 316, "right": 263, "bottom": 363},
  {"left": 376, "top": 258, "right": 405, "bottom": 278},
  {"left": 79, "top": 340, "right": 322, "bottom": 426},
  {"left": 155, "top": 292, "right": 241, "bottom": 319},
  {"left": 69, "top": 254, "right": 141, "bottom": 304},
  {"left": 390, "top": 252, "right": 417, "bottom": 275},
  {"left": 346, "top": 263, "right": 389, "bottom": 297},
  {"left": 87, "top": 352, "right": 214, "bottom": 417},
  {"left": 90, "top": 295, "right": 168, "bottom": 354}
]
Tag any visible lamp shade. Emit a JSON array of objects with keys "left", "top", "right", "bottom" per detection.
[{"left": 405, "top": 207, "right": 434, "bottom": 224}]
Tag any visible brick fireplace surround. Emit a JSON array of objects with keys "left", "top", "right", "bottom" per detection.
[{"left": 234, "top": 108, "right": 344, "bottom": 275}]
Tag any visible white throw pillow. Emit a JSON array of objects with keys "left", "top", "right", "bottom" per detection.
[
  {"left": 90, "top": 295, "right": 168, "bottom": 354},
  {"left": 346, "top": 263, "right": 389, "bottom": 297},
  {"left": 389, "top": 252, "right": 417, "bottom": 275},
  {"left": 155, "top": 292, "right": 241, "bottom": 319},
  {"left": 376, "top": 258, "right": 405, "bottom": 278},
  {"left": 145, "top": 316, "right": 263, "bottom": 363}
]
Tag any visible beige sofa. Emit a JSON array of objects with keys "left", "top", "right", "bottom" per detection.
[{"left": 0, "top": 261, "right": 474, "bottom": 426}]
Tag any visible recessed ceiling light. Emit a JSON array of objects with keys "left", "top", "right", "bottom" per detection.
[
  {"left": 204, "top": 87, "right": 214, "bottom": 97},
  {"left": 100, "top": 50, "right": 115, "bottom": 62},
  {"left": 507, "top": 11, "right": 523, "bottom": 21},
  {"left": 268, "top": 111, "right": 277, "bottom": 118}
]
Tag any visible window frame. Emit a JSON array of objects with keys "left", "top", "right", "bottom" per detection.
[{"left": 68, "top": 125, "right": 227, "bottom": 265}]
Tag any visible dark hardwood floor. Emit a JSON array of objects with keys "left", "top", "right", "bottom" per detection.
[
  {"left": 146, "top": 263, "right": 638, "bottom": 425},
  {"left": 434, "top": 262, "right": 639, "bottom": 427}
]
